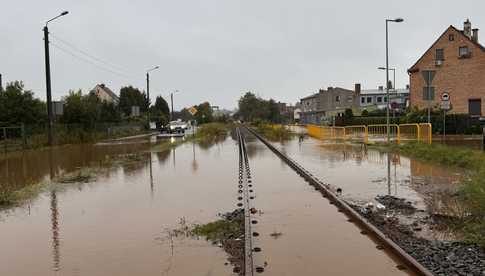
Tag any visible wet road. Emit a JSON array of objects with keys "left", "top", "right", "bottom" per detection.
[{"left": 0, "top": 131, "right": 460, "bottom": 275}]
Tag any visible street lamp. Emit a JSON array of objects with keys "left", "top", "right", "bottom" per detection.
[
  {"left": 378, "top": 67, "right": 396, "bottom": 90},
  {"left": 170, "top": 90, "right": 179, "bottom": 121},
  {"left": 146, "top": 66, "right": 159, "bottom": 127},
  {"left": 385, "top": 17, "right": 404, "bottom": 143},
  {"left": 44, "top": 10, "right": 69, "bottom": 146}
]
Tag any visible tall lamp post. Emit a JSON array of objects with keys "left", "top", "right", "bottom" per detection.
[
  {"left": 378, "top": 67, "right": 396, "bottom": 90},
  {"left": 44, "top": 11, "right": 69, "bottom": 146},
  {"left": 170, "top": 90, "right": 179, "bottom": 121},
  {"left": 146, "top": 66, "right": 159, "bottom": 128},
  {"left": 385, "top": 17, "right": 404, "bottom": 143}
]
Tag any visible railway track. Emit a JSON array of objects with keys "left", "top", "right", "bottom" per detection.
[
  {"left": 243, "top": 125, "right": 434, "bottom": 276},
  {"left": 236, "top": 127, "right": 263, "bottom": 275}
]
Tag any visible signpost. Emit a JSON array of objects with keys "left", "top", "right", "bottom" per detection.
[
  {"left": 422, "top": 70, "right": 436, "bottom": 123},
  {"left": 440, "top": 92, "right": 451, "bottom": 141},
  {"left": 188, "top": 106, "right": 198, "bottom": 116}
]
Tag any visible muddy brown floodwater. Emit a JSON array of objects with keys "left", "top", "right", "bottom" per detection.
[
  {"left": 0, "top": 139, "right": 236, "bottom": 276},
  {"left": 0, "top": 130, "right": 463, "bottom": 276}
]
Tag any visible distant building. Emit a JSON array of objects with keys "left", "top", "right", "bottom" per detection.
[
  {"left": 408, "top": 19, "right": 485, "bottom": 116},
  {"left": 91, "top": 84, "right": 119, "bottom": 104},
  {"left": 356, "top": 83, "right": 409, "bottom": 112},
  {"left": 299, "top": 87, "right": 355, "bottom": 124}
]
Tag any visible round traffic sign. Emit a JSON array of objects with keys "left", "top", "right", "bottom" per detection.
[{"left": 441, "top": 92, "right": 450, "bottom": 101}]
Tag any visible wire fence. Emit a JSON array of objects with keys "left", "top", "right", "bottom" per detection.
[{"left": 0, "top": 122, "right": 147, "bottom": 154}]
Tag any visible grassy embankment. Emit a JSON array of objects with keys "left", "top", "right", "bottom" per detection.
[
  {"left": 0, "top": 168, "right": 97, "bottom": 208},
  {"left": 255, "top": 124, "right": 293, "bottom": 141},
  {"left": 383, "top": 142, "right": 485, "bottom": 246}
]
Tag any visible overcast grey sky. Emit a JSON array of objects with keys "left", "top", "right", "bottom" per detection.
[{"left": 1, "top": 0, "right": 484, "bottom": 110}]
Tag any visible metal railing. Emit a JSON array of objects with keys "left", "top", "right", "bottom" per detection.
[{"left": 306, "top": 123, "right": 432, "bottom": 144}]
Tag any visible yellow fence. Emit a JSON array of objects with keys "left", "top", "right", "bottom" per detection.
[{"left": 306, "top": 123, "right": 432, "bottom": 144}]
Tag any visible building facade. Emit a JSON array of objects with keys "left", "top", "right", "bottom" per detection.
[
  {"left": 408, "top": 19, "right": 485, "bottom": 116},
  {"left": 357, "top": 85, "right": 409, "bottom": 112},
  {"left": 299, "top": 87, "right": 355, "bottom": 124}
]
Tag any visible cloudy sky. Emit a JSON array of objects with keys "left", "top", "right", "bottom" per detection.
[{"left": 1, "top": 0, "right": 484, "bottom": 110}]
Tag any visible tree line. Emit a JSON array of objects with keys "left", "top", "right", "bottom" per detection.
[
  {"left": 236, "top": 92, "right": 283, "bottom": 123},
  {"left": 0, "top": 81, "right": 170, "bottom": 128}
]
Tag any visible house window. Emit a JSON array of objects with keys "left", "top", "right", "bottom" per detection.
[
  {"left": 435, "top": 48, "right": 444, "bottom": 61},
  {"left": 347, "top": 95, "right": 353, "bottom": 102},
  {"left": 366, "top": 97, "right": 372, "bottom": 103},
  {"left": 384, "top": 96, "right": 388, "bottom": 102},
  {"left": 469, "top": 99, "right": 482, "bottom": 116},
  {"left": 361, "top": 97, "right": 365, "bottom": 104},
  {"left": 449, "top": 34, "right": 454, "bottom": 41},
  {"left": 335, "top": 95, "right": 341, "bottom": 102},
  {"left": 377, "top": 96, "right": 383, "bottom": 103},
  {"left": 459, "top": 46, "right": 470, "bottom": 57}
]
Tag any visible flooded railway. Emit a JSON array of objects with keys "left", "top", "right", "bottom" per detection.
[{"left": 0, "top": 128, "right": 461, "bottom": 275}]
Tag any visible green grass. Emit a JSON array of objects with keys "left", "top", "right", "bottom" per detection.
[
  {"left": 256, "top": 124, "right": 293, "bottom": 141},
  {"left": 0, "top": 181, "right": 47, "bottom": 208},
  {"left": 379, "top": 142, "right": 485, "bottom": 247},
  {"left": 191, "top": 212, "right": 243, "bottom": 242},
  {"left": 195, "top": 123, "right": 231, "bottom": 141}
]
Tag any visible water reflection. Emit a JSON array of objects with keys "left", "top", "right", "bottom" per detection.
[
  {"left": 50, "top": 191, "right": 61, "bottom": 272},
  {"left": 191, "top": 142, "right": 198, "bottom": 173}
]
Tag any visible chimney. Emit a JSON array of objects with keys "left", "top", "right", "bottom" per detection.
[
  {"left": 354, "top": 83, "right": 361, "bottom": 95},
  {"left": 327, "top": 87, "right": 333, "bottom": 91},
  {"left": 378, "top": 86, "right": 384, "bottom": 91},
  {"left": 464, "top": 19, "right": 472, "bottom": 38},
  {"left": 472, "top": 28, "right": 479, "bottom": 43}
]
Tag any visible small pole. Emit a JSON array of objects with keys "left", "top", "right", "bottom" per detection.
[
  {"left": 3, "top": 127, "right": 7, "bottom": 154},
  {"left": 482, "top": 126, "right": 485, "bottom": 151},
  {"left": 443, "top": 109, "right": 446, "bottom": 143},
  {"left": 146, "top": 72, "right": 150, "bottom": 128},
  {"left": 170, "top": 92, "right": 174, "bottom": 121}
]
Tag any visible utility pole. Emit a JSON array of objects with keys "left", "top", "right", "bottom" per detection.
[
  {"left": 0, "top": 73, "right": 3, "bottom": 91},
  {"left": 146, "top": 72, "right": 150, "bottom": 127},
  {"left": 44, "top": 25, "right": 54, "bottom": 146},
  {"left": 171, "top": 92, "right": 174, "bottom": 121},
  {"left": 146, "top": 66, "right": 159, "bottom": 129},
  {"left": 44, "top": 11, "right": 69, "bottom": 146}
]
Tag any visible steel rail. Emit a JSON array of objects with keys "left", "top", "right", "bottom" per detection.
[
  {"left": 237, "top": 128, "right": 255, "bottom": 276},
  {"left": 245, "top": 126, "right": 434, "bottom": 276}
]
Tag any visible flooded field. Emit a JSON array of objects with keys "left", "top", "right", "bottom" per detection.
[{"left": 0, "top": 130, "right": 466, "bottom": 275}]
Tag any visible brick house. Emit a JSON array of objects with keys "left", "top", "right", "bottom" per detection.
[{"left": 408, "top": 19, "right": 485, "bottom": 116}]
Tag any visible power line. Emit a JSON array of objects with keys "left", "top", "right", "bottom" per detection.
[
  {"left": 50, "top": 41, "right": 144, "bottom": 82},
  {"left": 49, "top": 32, "right": 139, "bottom": 78}
]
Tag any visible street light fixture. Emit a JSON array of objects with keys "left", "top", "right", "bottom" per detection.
[
  {"left": 385, "top": 17, "right": 404, "bottom": 144},
  {"left": 378, "top": 67, "right": 396, "bottom": 91},
  {"left": 146, "top": 66, "right": 159, "bottom": 128},
  {"left": 44, "top": 11, "right": 69, "bottom": 146}
]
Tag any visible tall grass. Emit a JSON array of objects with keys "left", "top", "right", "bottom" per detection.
[
  {"left": 385, "top": 142, "right": 485, "bottom": 246},
  {"left": 255, "top": 124, "right": 293, "bottom": 141}
]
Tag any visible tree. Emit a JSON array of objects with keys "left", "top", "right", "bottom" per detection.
[
  {"left": 0, "top": 81, "right": 46, "bottom": 125},
  {"left": 194, "top": 102, "right": 213, "bottom": 124},
  {"left": 118, "top": 86, "right": 148, "bottom": 116},
  {"left": 60, "top": 90, "right": 100, "bottom": 128},
  {"left": 150, "top": 96, "right": 170, "bottom": 125}
]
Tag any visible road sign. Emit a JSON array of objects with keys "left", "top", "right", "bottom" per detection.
[
  {"left": 421, "top": 70, "right": 436, "bottom": 86},
  {"left": 423, "top": 87, "right": 435, "bottom": 101},
  {"left": 441, "top": 92, "right": 450, "bottom": 101},
  {"left": 440, "top": 101, "right": 451, "bottom": 110},
  {"left": 188, "top": 106, "right": 198, "bottom": 116}
]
